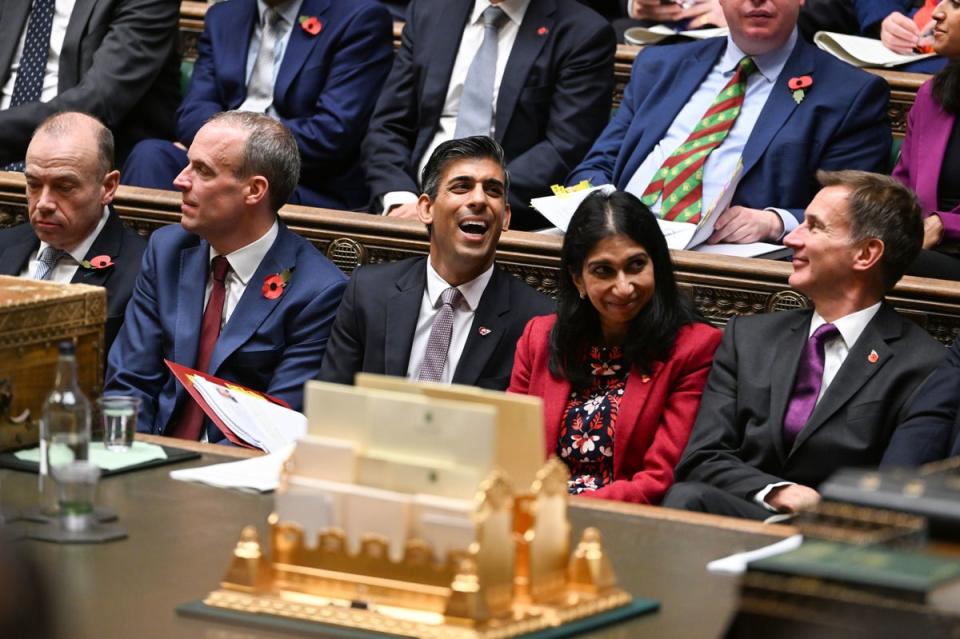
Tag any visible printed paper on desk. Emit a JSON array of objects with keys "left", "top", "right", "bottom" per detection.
[
  {"left": 814, "top": 32, "right": 936, "bottom": 68},
  {"left": 530, "top": 184, "right": 615, "bottom": 231},
  {"left": 190, "top": 375, "right": 307, "bottom": 453},
  {"left": 624, "top": 25, "right": 728, "bottom": 46}
]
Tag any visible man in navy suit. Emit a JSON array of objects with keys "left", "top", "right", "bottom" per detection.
[
  {"left": 121, "top": 0, "right": 394, "bottom": 210},
  {"left": 106, "top": 112, "right": 347, "bottom": 442},
  {"left": 319, "top": 136, "right": 555, "bottom": 389},
  {"left": 363, "top": 0, "right": 616, "bottom": 230},
  {"left": 0, "top": 112, "right": 145, "bottom": 351},
  {"left": 569, "top": 0, "right": 891, "bottom": 245}
]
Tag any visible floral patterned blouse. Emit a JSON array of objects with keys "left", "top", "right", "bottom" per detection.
[{"left": 557, "top": 345, "right": 629, "bottom": 494}]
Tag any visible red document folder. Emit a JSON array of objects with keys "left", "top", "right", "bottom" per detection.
[{"left": 164, "top": 359, "right": 291, "bottom": 449}]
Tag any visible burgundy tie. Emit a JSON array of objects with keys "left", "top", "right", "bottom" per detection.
[
  {"left": 782, "top": 323, "right": 839, "bottom": 448},
  {"left": 171, "top": 256, "right": 230, "bottom": 440}
]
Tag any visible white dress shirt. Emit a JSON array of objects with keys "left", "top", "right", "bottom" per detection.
[
  {"left": 754, "top": 301, "right": 883, "bottom": 510},
  {"left": 1, "top": 0, "right": 76, "bottom": 109},
  {"left": 21, "top": 205, "right": 110, "bottom": 282},
  {"left": 624, "top": 29, "right": 799, "bottom": 236},
  {"left": 382, "top": 0, "right": 530, "bottom": 213},
  {"left": 239, "top": 0, "right": 304, "bottom": 118},
  {"left": 205, "top": 220, "right": 279, "bottom": 327},
  {"left": 406, "top": 259, "right": 495, "bottom": 383}
]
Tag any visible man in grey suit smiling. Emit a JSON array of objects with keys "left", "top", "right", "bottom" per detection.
[{"left": 664, "top": 171, "right": 945, "bottom": 520}]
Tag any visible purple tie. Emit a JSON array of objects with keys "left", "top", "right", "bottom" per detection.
[
  {"left": 417, "top": 287, "right": 463, "bottom": 382},
  {"left": 782, "top": 323, "right": 840, "bottom": 447}
]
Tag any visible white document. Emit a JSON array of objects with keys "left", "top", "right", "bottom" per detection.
[
  {"left": 530, "top": 184, "right": 615, "bottom": 231},
  {"left": 191, "top": 376, "right": 307, "bottom": 453},
  {"left": 169, "top": 443, "right": 295, "bottom": 493},
  {"left": 814, "top": 32, "right": 936, "bottom": 68},
  {"left": 624, "top": 25, "right": 728, "bottom": 46},
  {"left": 706, "top": 534, "right": 804, "bottom": 575},
  {"left": 693, "top": 241, "right": 788, "bottom": 258}
]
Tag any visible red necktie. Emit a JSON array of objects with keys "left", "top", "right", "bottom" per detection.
[{"left": 170, "top": 256, "right": 230, "bottom": 440}]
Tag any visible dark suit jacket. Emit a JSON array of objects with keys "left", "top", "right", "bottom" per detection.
[
  {"left": 362, "top": 0, "right": 615, "bottom": 228},
  {"left": 508, "top": 314, "right": 721, "bottom": 504},
  {"left": 0, "top": 209, "right": 146, "bottom": 350},
  {"left": 318, "top": 256, "right": 555, "bottom": 390},
  {"left": 105, "top": 223, "right": 347, "bottom": 442},
  {"left": 674, "top": 304, "right": 945, "bottom": 500},
  {"left": 882, "top": 337, "right": 960, "bottom": 467},
  {"left": 568, "top": 35, "right": 892, "bottom": 223},
  {"left": 0, "top": 0, "right": 180, "bottom": 163},
  {"left": 178, "top": 0, "right": 393, "bottom": 210}
]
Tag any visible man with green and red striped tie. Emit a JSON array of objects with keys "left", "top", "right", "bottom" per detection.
[{"left": 569, "top": 0, "right": 892, "bottom": 246}]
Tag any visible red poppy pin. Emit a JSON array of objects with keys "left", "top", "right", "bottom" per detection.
[
  {"left": 868, "top": 349, "right": 879, "bottom": 364},
  {"left": 478, "top": 326, "right": 491, "bottom": 336},
  {"left": 262, "top": 268, "right": 292, "bottom": 300},
  {"left": 80, "top": 254, "right": 114, "bottom": 270},
  {"left": 299, "top": 15, "right": 322, "bottom": 36},
  {"left": 537, "top": 26, "right": 548, "bottom": 36},
  {"left": 788, "top": 75, "right": 812, "bottom": 105}
]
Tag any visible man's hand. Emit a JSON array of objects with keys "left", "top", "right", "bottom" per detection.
[
  {"left": 766, "top": 484, "right": 821, "bottom": 513},
  {"left": 707, "top": 206, "right": 783, "bottom": 244},
  {"left": 923, "top": 213, "right": 945, "bottom": 249},
  {"left": 686, "top": 0, "right": 726, "bottom": 29},
  {"left": 387, "top": 202, "right": 420, "bottom": 219},
  {"left": 881, "top": 11, "right": 920, "bottom": 54}
]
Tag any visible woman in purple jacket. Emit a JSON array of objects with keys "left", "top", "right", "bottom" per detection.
[{"left": 894, "top": 0, "right": 960, "bottom": 280}]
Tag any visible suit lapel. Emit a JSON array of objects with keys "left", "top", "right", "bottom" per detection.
[
  {"left": 915, "top": 103, "right": 954, "bottom": 210},
  {"left": 173, "top": 242, "right": 209, "bottom": 369},
  {"left": 224, "top": 0, "right": 259, "bottom": 107},
  {"left": 384, "top": 259, "right": 426, "bottom": 377},
  {"left": 617, "top": 40, "right": 724, "bottom": 186},
  {"left": 452, "top": 267, "right": 511, "bottom": 385},
  {"left": 494, "top": 0, "right": 554, "bottom": 140},
  {"left": 71, "top": 209, "right": 123, "bottom": 288},
  {"left": 0, "top": 3, "right": 30, "bottom": 85},
  {"left": 0, "top": 232, "right": 37, "bottom": 276},
  {"left": 790, "top": 304, "right": 898, "bottom": 454},
  {"left": 740, "top": 37, "right": 812, "bottom": 178},
  {"left": 542, "top": 372, "right": 571, "bottom": 460},
  {"left": 767, "top": 312, "right": 812, "bottom": 463},
  {"left": 612, "top": 367, "right": 655, "bottom": 479},
  {"left": 208, "top": 225, "right": 296, "bottom": 375},
  {"left": 274, "top": 0, "right": 330, "bottom": 103},
  {"left": 418, "top": 1, "right": 472, "bottom": 140},
  {"left": 60, "top": 0, "right": 98, "bottom": 88}
]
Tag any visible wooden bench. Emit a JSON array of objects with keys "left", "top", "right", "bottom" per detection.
[{"left": 2, "top": 172, "right": 958, "bottom": 344}]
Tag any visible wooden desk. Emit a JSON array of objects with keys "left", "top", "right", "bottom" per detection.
[{"left": 2, "top": 437, "right": 794, "bottom": 638}]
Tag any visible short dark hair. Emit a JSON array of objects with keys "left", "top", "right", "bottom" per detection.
[
  {"left": 933, "top": 61, "right": 960, "bottom": 115},
  {"left": 34, "top": 112, "right": 114, "bottom": 177},
  {"left": 206, "top": 111, "right": 300, "bottom": 212},
  {"left": 549, "top": 190, "right": 698, "bottom": 388},
  {"left": 420, "top": 136, "right": 509, "bottom": 200},
  {"left": 816, "top": 170, "right": 923, "bottom": 290}
]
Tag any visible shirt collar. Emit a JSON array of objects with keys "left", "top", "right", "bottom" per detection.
[
  {"left": 721, "top": 27, "right": 798, "bottom": 83},
  {"left": 425, "top": 259, "right": 495, "bottom": 312},
  {"left": 809, "top": 302, "right": 882, "bottom": 348},
  {"left": 470, "top": 0, "right": 530, "bottom": 27},
  {"left": 209, "top": 220, "right": 279, "bottom": 287},
  {"left": 256, "top": 0, "right": 303, "bottom": 27},
  {"left": 37, "top": 205, "right": 110, "bottom": 265}
]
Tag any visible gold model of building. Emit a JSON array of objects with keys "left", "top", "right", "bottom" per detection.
[{"left": 204, "top": 455, "right": 633, "bottom": 638}]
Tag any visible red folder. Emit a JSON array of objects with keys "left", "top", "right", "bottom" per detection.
[{"left": 164, "top": 359, "right": 291, "bottom": 449}]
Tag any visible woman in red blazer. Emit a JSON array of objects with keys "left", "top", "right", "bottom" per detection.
[{"left": 508, "top": 190, "right": 721, "bottom": 504}]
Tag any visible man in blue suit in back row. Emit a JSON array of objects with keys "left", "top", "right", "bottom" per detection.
[
  {"left": 106, "top": 112, "right": 347, "bottom": 443},
  {"left": 121, "top": 0, "right": 394, "bottom": 210},
  {"left": 569, "top": 0, "right": 891, "bottom": 245}
]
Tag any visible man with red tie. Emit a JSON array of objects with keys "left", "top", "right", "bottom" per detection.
[
  {"left": 105, "top": 111, "right": 346, "bottom": 442},
  {"left": 662, "top": 171, "right": 945, "bottom": 519}
]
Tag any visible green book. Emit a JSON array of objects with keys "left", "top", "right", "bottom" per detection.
[{"left": 748, "top": 540, "right": 960, "bottom": 608}]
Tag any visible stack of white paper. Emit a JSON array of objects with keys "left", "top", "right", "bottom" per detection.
[
  {"left": 169, "top": 443, "right": 294, "bottom": 492},
  {"left": 814, "top": 31, "right": 936, "bottom": 68},
  {"left": 191, "top": 376, "right": 307, "bottom": 452}
]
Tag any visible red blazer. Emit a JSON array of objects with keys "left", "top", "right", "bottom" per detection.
[{"left": 508, "top": 314, "right": 721, "bottom": 504}]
